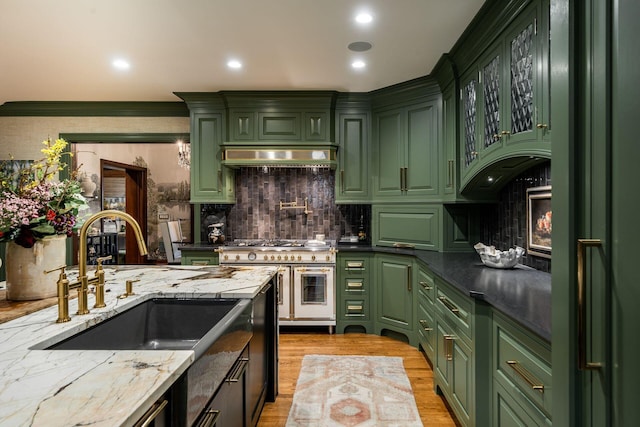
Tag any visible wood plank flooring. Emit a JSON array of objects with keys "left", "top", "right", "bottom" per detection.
[{"left": 257, "top": 331, "right": 459, "bottom": 426}]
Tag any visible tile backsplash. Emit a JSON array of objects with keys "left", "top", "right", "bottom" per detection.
[
  {"left": 477, "top": 161, "right": 552, "bottom": 273},
  {"left": 200, "top": 168, "right": 370, "bottom": 243}
]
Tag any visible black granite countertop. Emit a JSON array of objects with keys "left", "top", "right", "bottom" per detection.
[{"left": 337, "top": 244, "right": 551, "bottom": 342}]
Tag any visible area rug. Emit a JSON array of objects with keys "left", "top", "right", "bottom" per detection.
[{"left": 286, "top": 355, "right": 423, "bottom": 426}]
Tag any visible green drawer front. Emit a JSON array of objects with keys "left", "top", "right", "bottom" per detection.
[
  {"left": 495, "top": 324, "right": 552, "bottom": 417},
  {"left": 342, "top": 258, "right": 369, "bottom": 273},
  {"left": 435, "top": 281, "right": 472, "bottom": 342},
  {"left": 493, "top": 378, "right": 552, "bottom": 426},
  {"left": 343, "top": 278, "right": 367, "bottom": 293},
  {"left": 417, "top": 298, "right": 435, "bottom": 360},
  {"left": 344, "top": 299, "right": 368, "bottom": 318},
  {"left": 416, "top": 266, "right": 435, "bottom": 304}
]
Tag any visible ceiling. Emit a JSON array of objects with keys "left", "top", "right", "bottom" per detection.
[{"left": 0, "top": 0, "right": 485, "bottom": 105}]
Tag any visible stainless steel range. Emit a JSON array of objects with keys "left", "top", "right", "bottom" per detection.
[{"left": 217, "top": 239, "right": 336, "bottom": 332}]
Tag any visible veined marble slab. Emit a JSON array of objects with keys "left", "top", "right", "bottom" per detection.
[{"left": 0, "top": 265, "right": 277, "bottom": 426}]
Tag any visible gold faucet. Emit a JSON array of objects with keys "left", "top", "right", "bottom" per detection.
[{"left": 58, "top": 210, "right": 148, "bottom": 322}]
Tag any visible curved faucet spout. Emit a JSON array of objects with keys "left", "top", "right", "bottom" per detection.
[{"left": 78, "top": 210, "right": 148, "bottom": 278}]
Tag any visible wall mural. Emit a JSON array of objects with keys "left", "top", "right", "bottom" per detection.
[{"left": 74, "top": 143, "right": 191, "bottom": 262}]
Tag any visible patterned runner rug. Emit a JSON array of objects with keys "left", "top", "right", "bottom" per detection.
[{"left": 286, "top": 355, "right": 424, "bottom": 426}]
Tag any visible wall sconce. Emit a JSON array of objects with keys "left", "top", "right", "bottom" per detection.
[{"left": 177, "top": 140, "right": 190, "bottom": 169}]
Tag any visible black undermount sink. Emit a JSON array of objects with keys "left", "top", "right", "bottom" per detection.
[{"left": 36, "top": 298, "right": 252, "bottom": 359}]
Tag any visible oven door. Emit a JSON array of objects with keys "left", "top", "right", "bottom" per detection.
[
  {"left": 292, "top": 266, "right": 335, "bottom": 320},
  {"left": 276, "top": 266, "right": 291, "bottom": 321}
]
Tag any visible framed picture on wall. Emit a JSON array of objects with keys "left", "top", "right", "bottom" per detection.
[{"left": 527, "top": 185, "right": 552, "bottom": 258}]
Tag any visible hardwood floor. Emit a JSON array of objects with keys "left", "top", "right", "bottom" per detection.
[{"left": 257, "top": 331, "right": 459, "bottom": 426}]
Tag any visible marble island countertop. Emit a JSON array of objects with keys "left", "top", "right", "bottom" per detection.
[{"left": 0, "top": 264, "right": 278, "bottom": 427}]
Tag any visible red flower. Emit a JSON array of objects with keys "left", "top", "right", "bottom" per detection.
[{"left": 46, "top": 209, "right": 56, "bottom": 221}]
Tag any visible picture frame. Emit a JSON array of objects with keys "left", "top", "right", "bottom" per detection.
[{"left": 526, "top": 185, "right": 552, "bottom": 258}]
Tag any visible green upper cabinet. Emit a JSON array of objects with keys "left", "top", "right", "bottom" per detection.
[
  {"left": 222, "top": 91, "right": 337, "bottom": 145},
  {"left": 457, "top": 0, "right": 551, "bottom": 194},
  {"left": 190, "top": 112, "right": 236, "bottom": 203},
  {"left": 372, "top": 99, "right": 440, "bottom": 201},
  {"left": 175, "top": 93, "right": 236, "bottom": 203},
  {"left": 442, "top": 84, "right": 458, "bottom": 198}
]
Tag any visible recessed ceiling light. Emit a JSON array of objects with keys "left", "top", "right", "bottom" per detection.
[
  {"left": 352, "top": 60, "right": 366, "bottom": 69},
  {"left": 112, "top": 59, "right": 130, "bottom": 70},
  {"left": 227, "top": 60, "right": 242, "bottom": 69},
  {"left": 355, "top": 13, "right": 373, "bottom": 24},
  {"left": 348, "top": 41, "right": 372, "bottom": 52}
]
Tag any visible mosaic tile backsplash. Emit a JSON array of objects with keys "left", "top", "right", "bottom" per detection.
[
  {"left": 200, "top": 168, "right": 370, "bottom": 243},
  {"left": 477, "top": 161, "right": 552, "bottom": 273}
]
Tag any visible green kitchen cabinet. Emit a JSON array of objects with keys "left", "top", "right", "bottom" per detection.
[
  {"left": 372, "top": 99, "right": 440, "bottom": 201},
  {"left": 374, "top": 254, "right": 416, "bottom": 346},
  {"left": 336, "top": 252, "right": 373, "bottom": 333},
  {"left": 180, "top": 248, "right": 219, "bottom": 266},
  {"left": 433, "top": 277, "right": 492, "bottom": 427},
  {"left": 492, "top": 310, "right": 552, "bottom": 426},
  {"left": 458, "top": 0, "right": 551, "bottom": 194},
  {"left": 416, "top": 262, "right": 437, "bottom": 362},
  {"left": 334, "top": 111, "right": 370, "bottom": 203},
  {"left": 189, "top": 112, "right": 235, "bottom": 203},
  {"left": 441, "top": 83, "right": 458, "bottom": 198},
  {"left": 372, "top": 204, "right": 442, "bottom": 251}
]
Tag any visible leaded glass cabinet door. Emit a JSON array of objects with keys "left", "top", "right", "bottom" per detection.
[
  {"left": 504, "top": 3, "right": 543, "bottom": 145},
  {"left": 461, "top": 73, "right": 479, "bottom": 177},
  {"left": 481, "top": 43, "right": 505, "bottom": 155}
]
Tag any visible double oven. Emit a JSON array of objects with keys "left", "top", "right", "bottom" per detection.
[{"left": 217, "top": 240, "right": 336, "bottom": 332}]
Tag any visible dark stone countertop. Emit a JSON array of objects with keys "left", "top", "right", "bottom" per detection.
[{"left": 337, "top": 244, "right": 551, "bottom": 342}]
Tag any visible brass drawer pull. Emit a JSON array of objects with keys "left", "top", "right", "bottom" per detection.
[
  {"left": 195, "top": 409, "right": 221, "bottom": 427},
  {"left": 507, "top": 360, "right": 545, "bottom": 393},
  {"left": 419, "top": 281, "right": 433, "bottom": 291},
  {"left": 134, "top": 399, "right": 168, "bottom": 427},
  {"left": 346, "top": 281, "right": 363, "bottom": 289},
  {"left": 439, "top": 295, "right": 462, "bottom": 318},
  {"left": 419, "top": 319, "right": 433, "bottom": 332},
  {"left": 226, "top": 357, "right": 249, "bottom": 383},
  {"left": 444, "top": 335, "right": 455, "bottom": 361},
  {"left": 577, "top": 238, "right": 603, "bottom": 370},
  {"left": 346, "top": 261, "right": 364, "bottom": 270},
  {"left": 347, "top": 305, "right": 363, "bottom": 312}
]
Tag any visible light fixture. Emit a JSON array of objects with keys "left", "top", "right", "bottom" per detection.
[
  {"left": 112, "top": 58, "right": 130, "bottom": 70},
  {"left": 177, "top": 140, "right": 190, "bottom": 169},
  {"left": 352, "top": 60, "right": 366, "bottom": 69},
  {"left": 355, "top": 13, "right": 373, "bottom": 24},
  {"left": 227, "top": 59, "right": 242, "bottom": 69}
]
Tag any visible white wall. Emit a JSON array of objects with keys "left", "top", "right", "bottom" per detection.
[{"left": 0, "top": 116, "right": 189, "bottom": 160}]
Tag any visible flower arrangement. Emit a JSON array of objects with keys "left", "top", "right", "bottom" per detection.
[{"left": 0, "top": 137, "right": 89, "bottom": 248}]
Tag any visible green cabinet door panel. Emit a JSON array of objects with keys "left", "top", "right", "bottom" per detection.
[
  {"left": 442, "top": 84, "right": 458, "bottom": 198},
  {"left": 373, "top": 99, "right": 441, "bottom": 201},
  {"left": 190, "top": 113, "right": 235, "bottom": 203},
  {"left": 452, "top": 337, "right": 473, "bottom": 423},
  {"left": 374, "top": 108, "right": 404, "bottom": 196},
  {"left": 335, "top": 113, "right": 370, "bottom": 202},
  {"left": 375, "top": 254, "right": 416, "bottom": 345},
  {"left": 372, "top": 204, "right": 442, "bottom": 251}
]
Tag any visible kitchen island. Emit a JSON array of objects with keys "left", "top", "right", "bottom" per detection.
[{"left": 0, "top": 264, "right": 278, "bottom": 426}]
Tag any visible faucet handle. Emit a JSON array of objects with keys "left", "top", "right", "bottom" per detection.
[
  {"left": 45, "top": 266, "right": 72, "bottom": 323},
  {"left": 45, "top": 265, "right": 67, "bottom": 276},
  {"left": 95, "top": 255, "right": 113, "bottom": 271},
  {"left": 119, "top": 279, "right": 140, "bottom": 299}
]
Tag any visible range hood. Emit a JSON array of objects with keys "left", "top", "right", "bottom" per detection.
[{"left": 221, "top": 145, "right": 337, "bottom": 169}]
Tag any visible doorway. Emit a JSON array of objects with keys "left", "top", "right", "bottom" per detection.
[{"left": 100, "top": 160, "right": 147, "bottom": 264}]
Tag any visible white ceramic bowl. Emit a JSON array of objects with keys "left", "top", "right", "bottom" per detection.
[{"left": 474, "top": 243, "right": 525, "bottom": 269}]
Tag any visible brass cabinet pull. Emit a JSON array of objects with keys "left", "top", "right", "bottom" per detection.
[
  {"left": 501, "top": 130, "right": 511, "bottom": 136},
  {"left": 134, "top": 399, "right": 168, "bottom": 427},
  {"left": 439, "top": 295, "right": 461, "bottom": 317},
  {"left": 536, "top": 123, "right": 548, "bottom": 129},
  {"left": 419, "top": 319, "right": 433, "bottom": 332},
  {"left": 407, "top": 264, "right": 412, "bottom": 292},
  {"left": 507, "top": 360, "right": 545, "bottom": 393},
  {"left": 226, "top": 357, "right": 249, "bottom": 382},
  {"left": 403, "top": 167, "right": 408, "bottom": 191},
  {"left": 341, "top": 170, "right": 345, "bottom": 193},
  {"left": 444, "top": 334, "right": 455, "bottom": 361},
  {"left": 277, "top": 274, "right": 284, "bottom": 305},
  {"left": 400, "top": 167, "right": 404, "bottom": 191},
  {"left": 419, "top": 281, "right": 433, "bottom": 291},
  {"left": 195, "top": 409, "right": 221, "bottom": 427},
  {"left": 347, "top": 305, "right": 363, "bottom": 312},
  {"left": 217, "top": 170, "right": 222, "bottom": 193},
  {"left": 577, "top": 238, "right": 603, "bottom": 370},
  {"left": 346, "top": 261, "right": 364, "bottom": 269},
  {"left": 447, "top": 160, "right": 454, "bottom": 187},
  {"left": 346, "top": 281, "right": 363, "bottom": 289}
]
